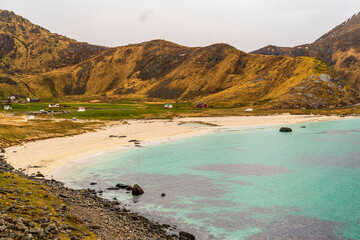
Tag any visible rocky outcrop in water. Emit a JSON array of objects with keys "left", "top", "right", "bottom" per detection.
[
  {"left": 132, "top": 184, "right": 144, "bottom": 196},
  {"left": 279, "top": 127, "right": 292, "bottom": 132}
]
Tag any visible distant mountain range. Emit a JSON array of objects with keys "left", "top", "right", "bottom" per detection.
[{"left": 0, "top": 9, "right": 359, "bottom": 109}]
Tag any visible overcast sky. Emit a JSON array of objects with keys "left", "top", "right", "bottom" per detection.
[{"left": 2, "top": 0, "right": 360, "bottom": 52}]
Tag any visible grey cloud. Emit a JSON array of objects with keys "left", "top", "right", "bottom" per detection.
[{"left": 139, "top": 9, "right": 154, "bottom": 22}]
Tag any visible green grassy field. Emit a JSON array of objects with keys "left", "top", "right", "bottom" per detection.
[{"left": 1, "top": 100, "right": 360, "bottom": 120}]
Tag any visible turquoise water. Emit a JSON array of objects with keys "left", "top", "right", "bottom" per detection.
[{"left": 54, "top": 119, "right": 360, "bottom": 239}]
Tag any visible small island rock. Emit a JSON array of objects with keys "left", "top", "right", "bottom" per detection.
[
  {"left": 132, "top": 184, "right": 144, "bottom": 196},
  {"left": 279, "top": 127, "right": 292, "bottom": 132}
]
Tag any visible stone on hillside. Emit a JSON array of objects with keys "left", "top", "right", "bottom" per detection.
[{"left": 319, "top": 74, "right": 331, "bottom": 82}]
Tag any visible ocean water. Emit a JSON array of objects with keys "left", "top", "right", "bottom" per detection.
[{"left": 53, "top": 119, "right": 360, "bottom": 239}]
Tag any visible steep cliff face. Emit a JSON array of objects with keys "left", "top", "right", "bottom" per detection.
[
  {"left": 252, "top": 12, "right": 360, "bottom": 89},
  {"left": 0, "top": 10, "right": 359, "bottom": 109}
]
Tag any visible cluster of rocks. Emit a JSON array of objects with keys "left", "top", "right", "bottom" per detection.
[
  {"left": 106, "top": 183, "right": 144, "bottom": 196},
  {"left": 128, "top": 140, "right": 142, "bottom": 147},
  {"left": 0, "top": 156, "right": 195, "bottom": 239},
  {"left": 108, "top": 135, "right": 127, "bottom": 138},
  {"left": 0, "top": 214, "right": 85, "bottom": 240}
]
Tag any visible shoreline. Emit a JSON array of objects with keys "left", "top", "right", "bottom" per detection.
[
  {"left": 4, "top": 114, "right": 357, "bottom": 175},
  {"left": 0, "top": 156, "right": 182, "bottom": 239}
]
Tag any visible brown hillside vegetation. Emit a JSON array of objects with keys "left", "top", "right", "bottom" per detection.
[
  {"left": 252, "top": 12, "right": 360, "bottom": 90},
  {"left": 1, "top": 9, "right": 359, "bottom": 109}
]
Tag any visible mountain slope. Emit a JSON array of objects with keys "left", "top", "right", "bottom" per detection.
[
  {"left": 0, "top": 10, "right": 106, "bottom": 75},
  {"left": 1, "top": 9, "right": 359, "bottom": 109},
  {"left": 252, "top": 12, "right": 360, "bottom": 89}
]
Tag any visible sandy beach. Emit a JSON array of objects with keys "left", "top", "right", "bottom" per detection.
[{"left": 4, "top": 114, "right": 354, "bottom": 175}]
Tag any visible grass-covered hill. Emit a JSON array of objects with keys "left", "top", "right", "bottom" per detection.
[{"left": 1, "top": 9, "right": 359, "bottom": 109}]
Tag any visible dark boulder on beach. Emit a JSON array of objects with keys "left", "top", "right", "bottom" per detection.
[
  {"left": 36, "top": 173, "right": 45, "bottom": 178},
  {"left": 109, "top": 135, "right": 127, "bottom": 138},
  {"left": 279, "top": 127, "right": 292, "bottom": 132},
  {"left": 179, "top": 231, "right": 196, "bottom": 240},
  {"left": 132, "top": 184, "right": 144, "bottom": 196},
  {"left": 90, "top": 182, "right": 97, "bottom": 185},
  {"left": 161, "top": 193, "right": 166, "bottom": 197},
  {"left": 300, "top": 126, "right": 306, "bottom": 128},
  {"left": 106, "top": 187, "right": 120, "bottom": 191},
  {"left": 0, "top": 149, "right": 5, "bottom": 153}
]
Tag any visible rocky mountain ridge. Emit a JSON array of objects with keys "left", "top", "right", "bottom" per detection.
[
  {"left": 0, "top": 9, "right": 359, "bottom": 109},
  {"left": 252, "top": 12, "right": 360, "bottom": 89}
]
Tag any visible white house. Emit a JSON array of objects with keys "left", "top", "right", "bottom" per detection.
[
  {"left": 7, "top": 96, "right": 16, "bottom": 102},
  {"left": 78, "top": 107, "right": 86, "bottom": 112},
  {"left": 3, "top": 105, "right": 11, "bottom": 110},
  {"left": 164, "top": 104, "right": 173, "bottom": 109},
  {"left": 48, "top": 103, "right": 60, "bottom": 108},
  {"left": 244, "top": 108, "right": 253, "bottom": 112}
]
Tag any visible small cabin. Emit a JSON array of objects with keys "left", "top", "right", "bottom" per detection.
[
  {"left": 164, "top": 104, "right": 173, "bottom": 109},
  {"left": 3, "top": 105, "right": 11, "bottom": 110},
  {"left": 78, "top": 107, "right": 86, "bottom": 112},
  {"left": 7, "top": 96, "right": 16, "bottom": 102},
  {"left": 197, "top": 103, "right": 208, "bottom": 108},
  {"left": 48, "top": 103, "right": 60, "bottom": 108},
  {"left": 29, "top": 98, "right": 40, "bottom": 103}
]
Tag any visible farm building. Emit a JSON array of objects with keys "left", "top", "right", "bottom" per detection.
[
  {"left": 164, "top": 104, "right": 173, "bottom": 109},
  {"left": 29, "top": 98, "right": 40, "bottom": 103},
  {"left": 78, "top": 107, "right": 86, "bottom": 112},
  {"left": 48, "top": 103, "right": 60, "bottom": 108},
  {"left": 197, "top": 103, "right": 208, "bottom": 108},
  {"left": 7, "top": 96, "right": 16, "bottom": 102}
]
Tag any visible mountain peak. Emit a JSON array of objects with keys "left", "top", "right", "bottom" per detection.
[
  {"left": 315, "top": 11, "right": 360, "bottom": 44},
  {"left": 252, "top": 11, "right": 360, "bottom": 90}
]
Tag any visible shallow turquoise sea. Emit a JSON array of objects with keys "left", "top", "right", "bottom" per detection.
[{"left": 54, "top": 119, "right": 360, "bottom": 239}]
